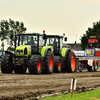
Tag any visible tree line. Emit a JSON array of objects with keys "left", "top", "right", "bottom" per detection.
[{"left": 0, "top": 18, "right": 100, "bottom": 50}]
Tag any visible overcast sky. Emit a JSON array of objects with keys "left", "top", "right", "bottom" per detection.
[{"left": 0, "top": 0, "right": 100, "bottom": 44}]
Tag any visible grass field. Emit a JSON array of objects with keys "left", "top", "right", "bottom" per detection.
[{"left": 40, "top": 89, "right": 100, "bottom": 100}]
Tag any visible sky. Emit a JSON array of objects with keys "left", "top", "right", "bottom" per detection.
[{"left": 0, "top": 0, "right": 100, "bottom": 49}]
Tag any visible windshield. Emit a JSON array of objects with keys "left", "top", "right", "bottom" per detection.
[
  {"left": 19, "top": 35, "right": 38, "bottom": 46},
  {"left": 43, "top": 37, "right": 58, "bottom": 46}
]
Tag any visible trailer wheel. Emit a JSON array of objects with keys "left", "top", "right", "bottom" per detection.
[
  {"left": 67, "top": 52, "right": 76, "bottom": 72},
  {"left": 54, "top": 56, "right": 62, "bottom": 73},
  {"left": 43, "top": 50, "right": 54, "bottom": 74},
  {"left": 28, "top": 55, "right": 42, "bottom": 74},
  {"left": 87, "top": 61, "right": 95, "bottom": 72},
  {"left": 14, "top": 66, "right": 27, "bottom": 74},
  {"left": 94, "top": 61, "right": 98, "bottom": 72},
  {"left": 1, "top": 54, "right": 14, "bottom": 73}
]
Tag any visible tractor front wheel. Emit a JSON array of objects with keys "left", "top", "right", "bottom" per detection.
[
  {"left": 43, "top": 50, "right": 54, "bottom": 74},
  {"left": 28, "top": 55, "right": 42, "bottom": 74},
  {"left": 54, "top": 56, "right": 62, "bottom": 73}
]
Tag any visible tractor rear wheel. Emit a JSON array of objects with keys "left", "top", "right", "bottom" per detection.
[
  {"left": 1, "top": 54, "right": 14, "bottom": 73},
  {"left": 14, "top": 66, "right": 27, "bottom": 74},
  {"left": 43, "top": 50, "right": 54, "bottom": 74},
  {"left": 28, "top": 55, "right": 42, "bottom": 74},
  {"left": 67, "top": 52, "right": 76, "bottom": 72},
  {"left": 54, "top": 56, "right": 62, "bottom": 73}
]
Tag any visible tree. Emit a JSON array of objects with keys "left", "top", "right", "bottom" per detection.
[
  {"left": 80, "top": 21, "right": 100, "bottom": 49},
  {"left": 0, "top": 19, "right": 26, "bottom": 45}
]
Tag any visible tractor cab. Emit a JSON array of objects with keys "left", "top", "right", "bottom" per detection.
[
  {"left": 43, "top": 35, "right": 66, "bottom": 55},
  {"left": 15, "top": 32, "right": 43, "bottom": 59}
]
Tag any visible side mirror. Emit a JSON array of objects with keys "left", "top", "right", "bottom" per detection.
[
  {"left": 10, "top": 33, "right": 13, "bottom": 39},
  {"left": 64, "top": 37, "right": 67, "bottom": 41},
  {"left": 43, "top": 34, "right": 46, "bottom": 39}
]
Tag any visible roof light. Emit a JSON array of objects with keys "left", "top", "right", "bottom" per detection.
[
  {"left": 20, "top": 30, "right": 22, "bottom": 32},
  {"left": 43, "top": 30, "right": 45, "bottom": 34},
  {"left": 63, "top": 33, "right": 65, "bottom": 36}
]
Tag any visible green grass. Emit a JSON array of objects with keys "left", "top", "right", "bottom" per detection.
[{"left": 40, "top": 89, "right": 100, "bottom": 100}]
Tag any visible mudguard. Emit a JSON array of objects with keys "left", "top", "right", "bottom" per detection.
[
  {"left": 41, "top": 46, "right": 53, "bottom": 57},
  {"left": 61, "top": 48, "right": 71, "bottom": 57}
]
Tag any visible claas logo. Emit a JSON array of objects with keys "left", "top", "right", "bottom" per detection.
[{"left": 86, "top": 51, "right": 91, "bottom": 55}]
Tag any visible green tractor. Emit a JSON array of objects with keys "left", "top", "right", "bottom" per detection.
[
  {"left": 1, "top": 31, "right": 54, "bottom": 74},
  {"left": 43, "top": 32, "right": 76, "bottom": 73}
]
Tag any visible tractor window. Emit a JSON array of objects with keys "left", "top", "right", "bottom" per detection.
[
  {"left": 60, "top": 38, "right": 63, "bottom": 49},
  {"left": 43, "top": 37, "right": 58, "bottom": 46},
  {"left": 39, "top": 36, "right": 43, "bottom": 47},
  {"left": 43, "top": 38, "right": 49, "bottom": 46},
  {"left": 19, "top": 35, "right": 38, "bottom": 46},
  {"left": 27, "top": 36, "right": 38, "bottom": 47}
]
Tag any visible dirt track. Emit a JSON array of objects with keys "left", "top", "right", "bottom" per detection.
[{"left": 0, "top": 70, "right": 100, "bottom": 100}]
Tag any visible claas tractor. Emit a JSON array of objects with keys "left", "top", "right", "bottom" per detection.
[
  {"left": 1, "top": 31, "right": 54, "bottom": 74},
  {"left": 43, "top": 32, "right": 76, "bottom": 73}
]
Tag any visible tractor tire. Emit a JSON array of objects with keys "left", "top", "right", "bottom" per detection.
[
  {"left": 62, "top": 52, "right": 70, "bottom": 72},
  {"left": 54, "top": 56, "right": 62, "bottom": 73},
  {"left": 87, "top": 61, "right": 95, "bottom": 72},
  {"left": 1, "top": 54, "right": 14, "bottom": 73},
  {"left": 28, "top": 55, "right": 42, "bottom": 74},
  {"left": 43, "top": 50, "right": 54, "bottom": 74},
  {"left": 67, "top": 52, "right": 76, "bottom": 72},
  {"left": 94, "top": 61, "right": 98, "bottom": 72},
  {"left": 14, "top": 66, "right": 27, "bottom": 74}
]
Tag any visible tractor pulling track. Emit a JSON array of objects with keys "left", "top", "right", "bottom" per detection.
[{"left": 0, "top": 70, "right": 100, "bottom": 100}]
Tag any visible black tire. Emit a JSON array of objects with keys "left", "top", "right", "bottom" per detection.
[
  {"left": 54, "top": 56, "right": 62, "bottom": 73},
  {"left": 62, "top": 52, "right": 69, "bottom": 72},
  {"left": 43, "top": 50, "right": 54, "bottom": 74},
  {"left": 28, "top": 55, "right": 42, "bottom": 74},
  {"left": 14, "top": 66, "right": 27, "bottom": 74},
  {"left": 67, "top": 52, "right": 76, "bottom": 72},
  {"left": 94, "top": 61, "right": 98, "bottom": 72},
  {"left": 87, "top": 61, "right": 95, "bottom": 72},
  {"left": 1, "top": 54, "right": 14, "bottom": 73}
]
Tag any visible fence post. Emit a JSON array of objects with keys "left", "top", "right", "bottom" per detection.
[{"left": 71, "top": 77, "right": 75, "bottom": 97}]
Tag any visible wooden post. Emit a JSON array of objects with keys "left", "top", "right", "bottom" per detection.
[{"left": 71, "top": 77, "right": 75, "bottom": 97}]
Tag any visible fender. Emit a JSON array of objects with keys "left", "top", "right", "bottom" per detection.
[
  {"left": 41, "top": 46, "right": 52, "bottom": 57},
  {"left": 61, "top": 48, "right": 71, "bottom": 57}
]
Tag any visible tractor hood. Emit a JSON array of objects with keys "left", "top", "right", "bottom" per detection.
[{"left": 15, "top": 45, "right": 31, "bottom": 59}]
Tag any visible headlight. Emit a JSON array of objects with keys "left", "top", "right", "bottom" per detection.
[{"left": 17, "top": 52, "right": 19, "bottom": 55}]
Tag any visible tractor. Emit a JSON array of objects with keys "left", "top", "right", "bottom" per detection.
[
  {"left": 1, "top": 31, "right": 54, "bottom": 74},
  {"left": 43, "top": 32, "right": 76, "bottom": 73}
]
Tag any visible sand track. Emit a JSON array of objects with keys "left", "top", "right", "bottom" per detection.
[{"left": 0, "top": 71, "right": 100, "bottom": 100}]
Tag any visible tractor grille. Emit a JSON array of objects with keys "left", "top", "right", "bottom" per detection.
[
  {"left": 17, "top": 50, "right": 23, "bottom": 55},
  {"left": 17, "top": 50, "right": 23, "bottom": 52}
]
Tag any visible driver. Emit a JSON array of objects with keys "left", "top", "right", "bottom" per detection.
[{"left": 31, "top": 37, "right": 36, "bottom": 47}]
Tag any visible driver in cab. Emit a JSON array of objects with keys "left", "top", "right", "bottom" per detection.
[{"left": 31, "top": 37, "right": 36, "bottom": 47}]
